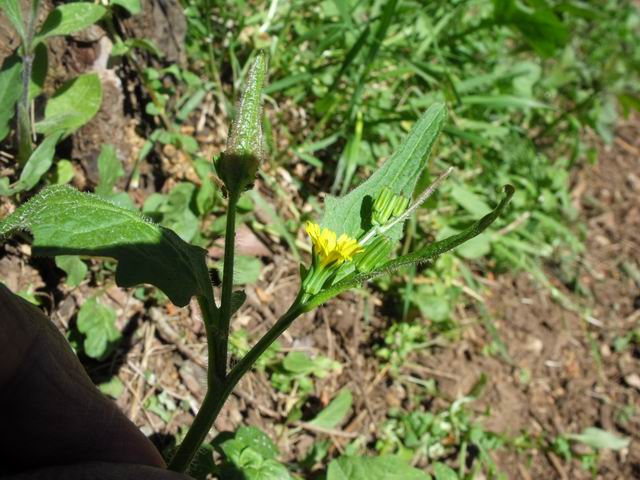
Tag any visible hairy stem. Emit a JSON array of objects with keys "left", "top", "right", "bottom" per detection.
[
  {"left": 168, "top": 299, "right": 305, "bottom": 473},
  {"left": 217, "top": 191, "right": 240, "bottom": 380}
]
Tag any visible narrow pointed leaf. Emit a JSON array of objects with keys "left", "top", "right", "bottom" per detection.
[{"left": 321, "top": 103, "right": 447, "bottom": 242}]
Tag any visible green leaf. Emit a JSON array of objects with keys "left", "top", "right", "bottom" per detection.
[
  {"left": 309, "top": 389, "right": 352, "bottom": 429},
  {"left": 321, "top": 103, "right": 446, "bottom": 242},
  {"left": 143, "top": 183, "right": 199, "bottom": 242},
  {"left": 460, "top": 95, "right": 550, "bottom": 110},
  {"left": 36, "top": 73, "right": 103, "bottom": 136},
  {"left": 449, "top": 185, "right": 491, "bottom": 217},
  {"left": 282, "top": 351, "right": 316, "bottom": 374},
  {"left": 55, "top": 255, "right": 88, "bottom": 287},
  {"left": 433, "top": 463, "right": 458, "bottom": 480},
  {"left": 111, "top": 0, "right": 141, "bottom": 15},
  {"left": 217, "top": 426, "right": 290, "bottom": 480},
  {"left": 0, "top": 56, "right": 23, "bottom": 141},
  {"left": 99, "top": 376, "right": 124, "bottom": 399},
  {"left": 0, "top": 185, "right": 214, "bottom": 308},
  {"left": 14, "top": 132, "right": 63, "bottom": 192},
  {"left": 51, "top": 159, "right": 75, "bottom": 184},
  {"left": 0, "top": 132, "right": 64, "bottom": 194},
  {"left": 77, "top": 297, "right": 120, "bottom": 359},
  {"left": 567, "top": 427, "right": 630, "bottom": 451},
  {"left": 96, "top": 144, "right": 124, "bottom": 196},
  {"left": 306, "top": 186, "right": 514, "bottom": 311},
  {"left": 0, "top": 0, "right": 26, "bottom": 41},
  {"left": 35, "top": 3, "right": 106, "bottom": 40},
  {"left": 455, "top": 233, "right": 491, "bottom": 260},
  {"left": 327, "top": 456, "right": 430, "bottom": 480},
  {"left": 224, "top": 426, "right": 279, "bottom": 461},
  {"left": 233, "top": 255, "right": 262, "bottom": 285},
  {"left": 493, "top": 0, "right": 569, "bottom": 57},
  {"left": 413, "top": 293, "right": 450, "bottom": 322}
]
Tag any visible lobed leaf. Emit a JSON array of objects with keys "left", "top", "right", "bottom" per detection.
[{"left": 0, "top": 185, "right": 213, "bottom": 308}]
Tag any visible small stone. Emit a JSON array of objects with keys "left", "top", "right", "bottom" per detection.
[
  {"left": 571, "top": 442, "right": 593, "bottom": 456},
  {"left": 526, "top": 337, "right": 544, "bottom": 355},
  {"left": 624, "top": 373, "right": 640, "bottom": 391}
]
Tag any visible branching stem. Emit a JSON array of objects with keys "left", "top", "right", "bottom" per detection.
[{"left": 168, "top": 297, "right": 305, "bottom": 473}]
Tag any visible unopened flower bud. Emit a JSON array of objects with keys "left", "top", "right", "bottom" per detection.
[
  {"left": 372, "top": 187, "right": 409, "bottom": 226},
  {"left": 217, "top": 52, "right": 268, "bottom": 195},
  {"left": 354, "top": 236, "right": 392, "bottom": 273}
]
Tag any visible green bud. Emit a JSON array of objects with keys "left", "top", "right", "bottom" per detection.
[
  {"left": 372, "top": 187, "right": 408, "bottom": 226},
  {"left": 354, "top": 236, "right": 392, "bottom": 273},
  {"left": 216, "top": 52, "right": 268, "bottom": 195}
]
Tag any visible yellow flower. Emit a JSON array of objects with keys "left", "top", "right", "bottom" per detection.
[{"left": 305, "top": 222, "right": 363, "bottom": 267}]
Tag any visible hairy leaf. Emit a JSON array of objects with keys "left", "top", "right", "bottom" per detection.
[
  {"left": 0, "top": 185, "right": 213, "bottom": 308},
  {"left": 321, "top": 103, "right": 446, "bottom": 242}
]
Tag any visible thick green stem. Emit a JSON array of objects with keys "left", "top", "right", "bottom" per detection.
[
  {"left": 168, "top": 300, "right": 305, "bottom": 473},
  {"left": 217, "top": 190, "right": 240, "bottom": 380}
]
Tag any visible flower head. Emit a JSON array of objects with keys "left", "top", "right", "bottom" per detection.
[{"left": 305, "top": 222, "right": 363, "bottom": 267}]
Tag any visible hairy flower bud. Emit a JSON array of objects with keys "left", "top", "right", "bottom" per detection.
[{"left": 217, "top": 52, "right": 268, "bottom": 195}]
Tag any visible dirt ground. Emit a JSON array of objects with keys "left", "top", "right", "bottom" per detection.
[{"left": 442, "top": 118, "right": 640, "bottom": 479}]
